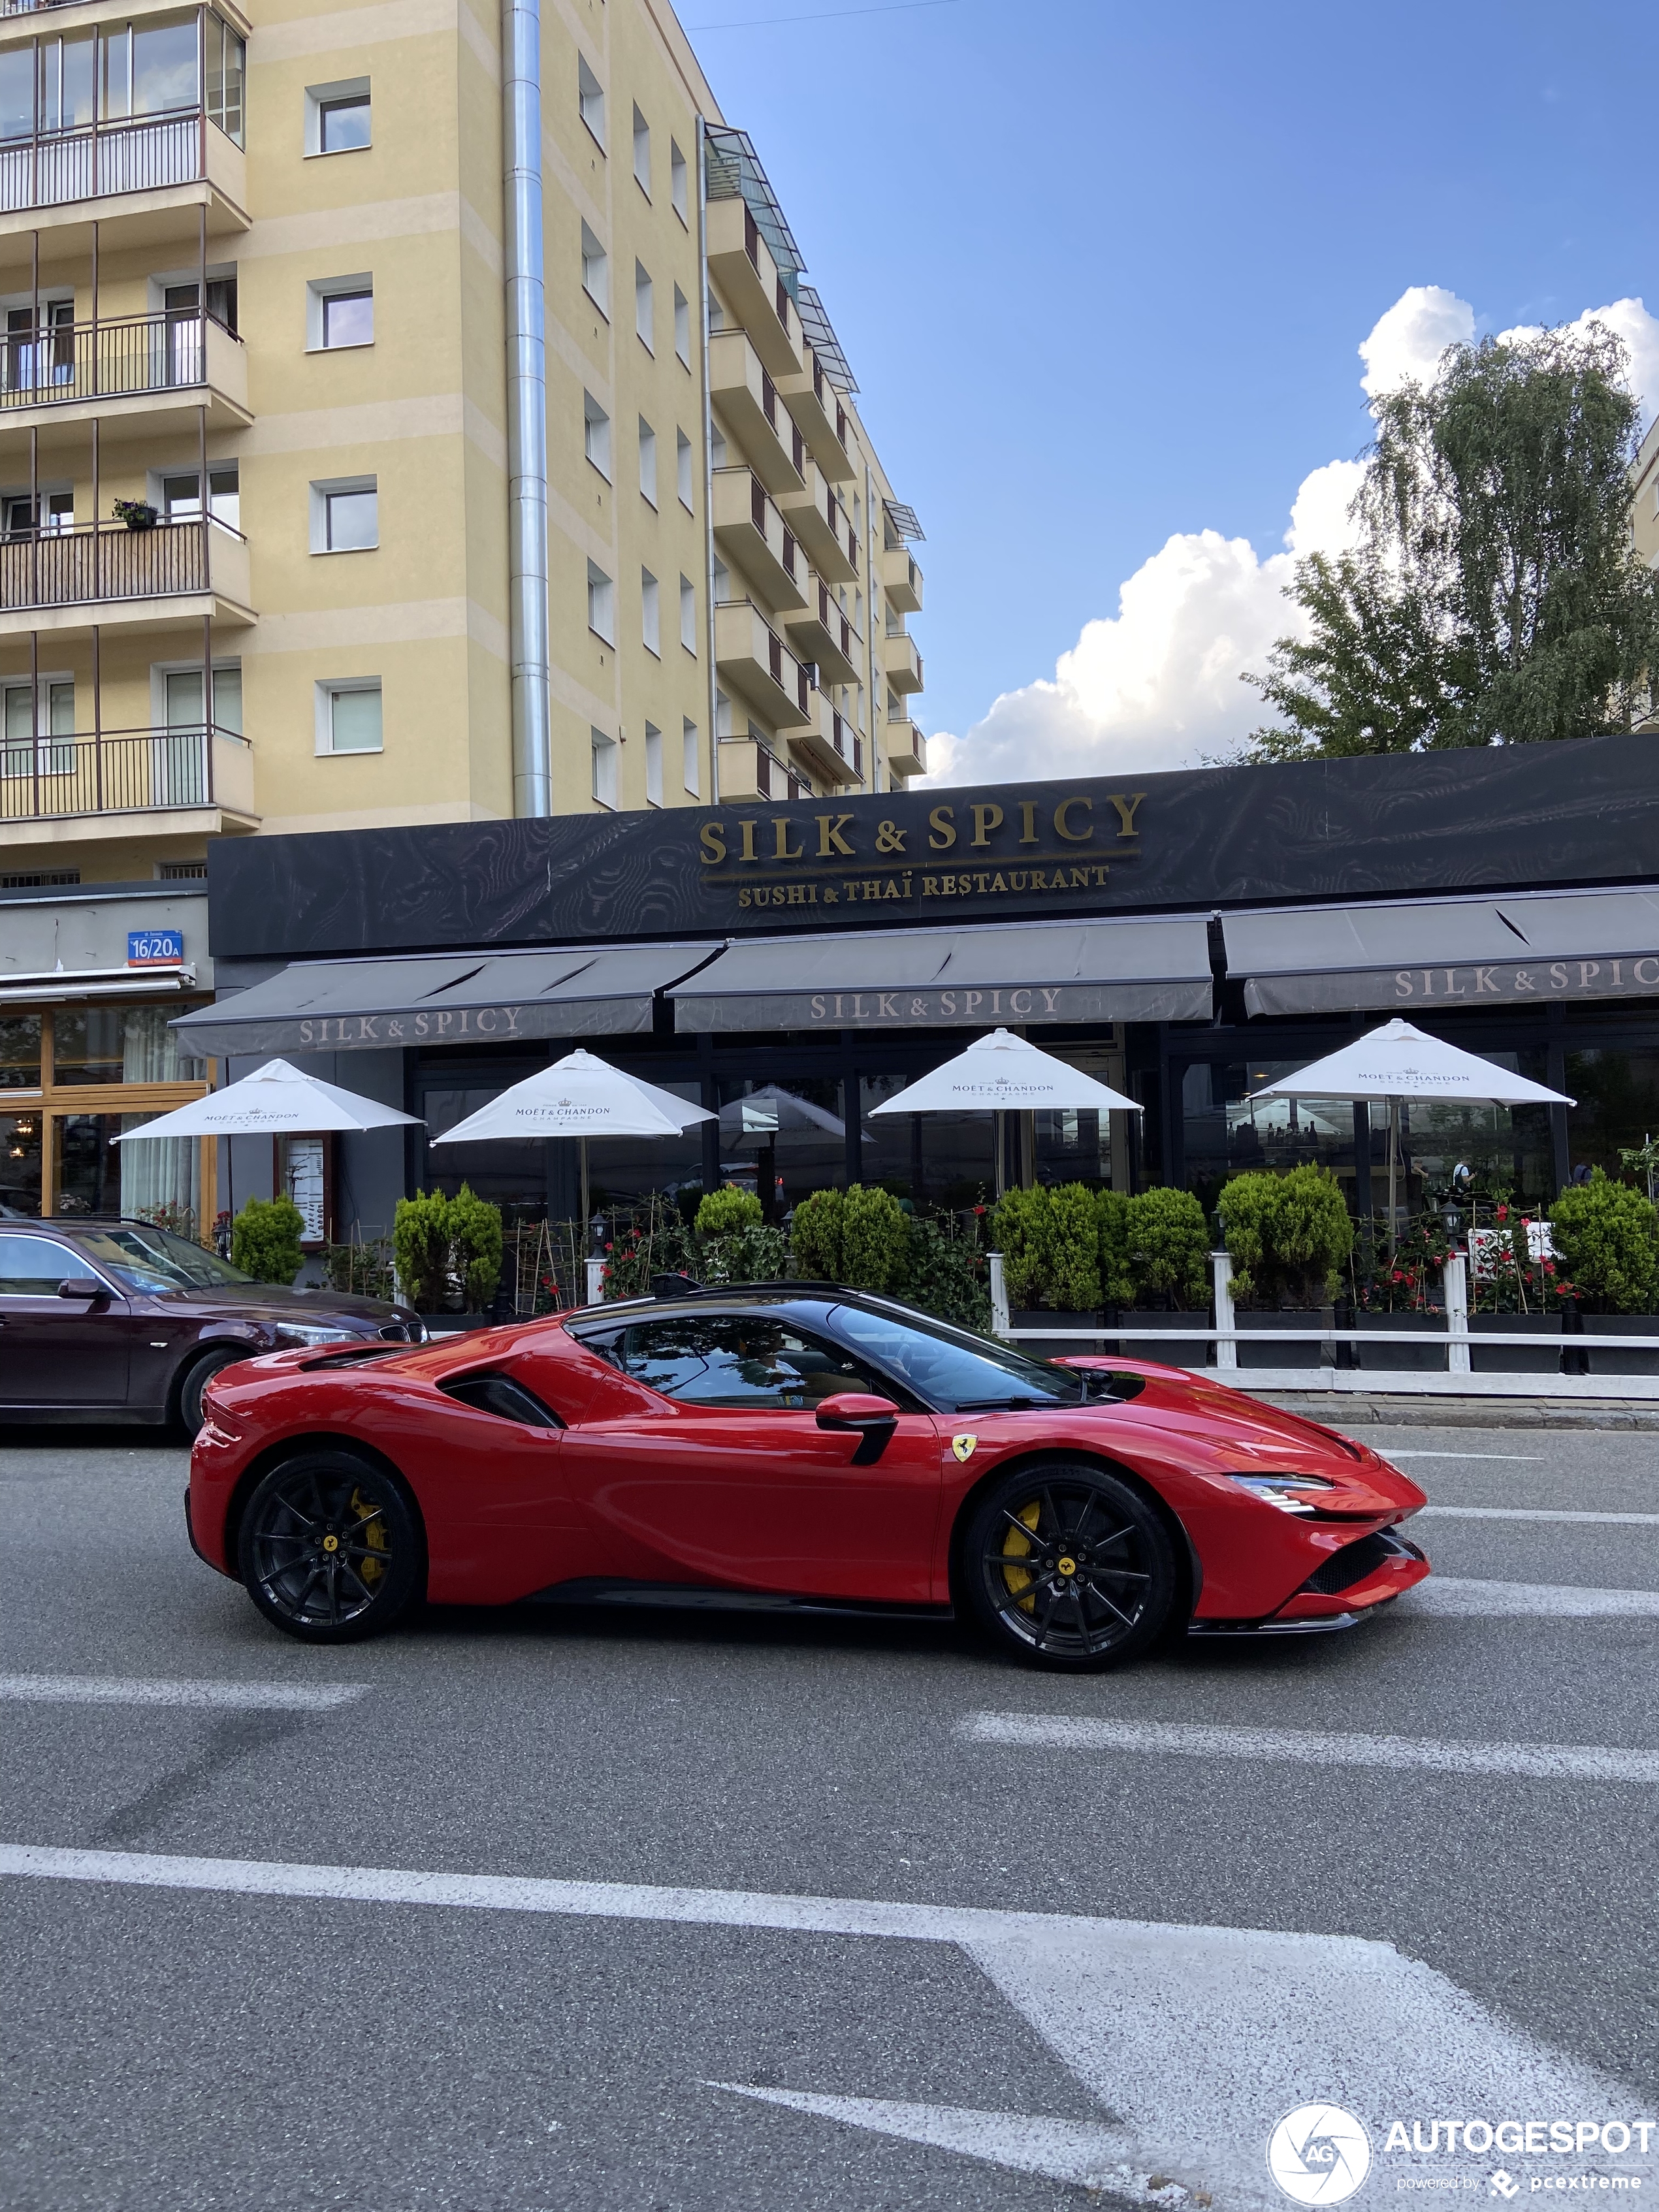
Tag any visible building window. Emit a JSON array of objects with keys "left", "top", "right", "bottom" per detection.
[
  {"left": 159, "top": 663, "right": 241, "bottom": 739},
  {"left": 317, "top": 679, "right": 382, "bottom": 754},
  {"left": 587, "top": 561, "right": 614, "bottom": 643},
  {"left": 635, "top": 262, "right": 653, "bottom": 352},
  {"left": 637, "top": 417, "right": 656, "bottom": 506},
  {"left": 578, "top": 55, "right": 605, "bottom": 148},
  {"left": 157, "top": 860, "right": 207, "bottom": 879},
  {"left": 641, "top": 568, "right": 660, "bottom": 655},
  {"left": 682, "top": 716, "right": 700, "bottom": 795},
  {"left": 2, "top": 679, "right": 73, "bottom": 778},
  {"left": 306, "top": 77, "right": 370, "bottom": 155},
  {"left": 676, "top": 428, "right": 694, "bottom": 511},
  {"left": 679, "top": 573, "right": 696, "bottom": 651},
  {"left": 590, "top": 727, "right": 617, "bottom": 807},
  {"left": 632, "top": 104, "right": 650, "bottom": 195},
  {"left": 644, "top": 720, "right": 662, "bottom": 805},
  {"left": 205, "top": 14, "right": 246, "bottom": 145},
  {"left": 310, "top": 476, "right": 378, "bottom": 552},
  {"left": 308, "top": 276, "right": 373, "bottom": 350},
  {"left": 583, "top": 391, "right": 611, "bottom": 479},
  {"left": 673, "top": 283, "right": 690, "bottom": 366},
  {"left": 162, "top": 466, "right": 238, "bottom": 528},
  {"left": 581, "top": 225, "right": 609, "bottom": 317},
  {"left": 670, "top": 139, "right": 688, "bottom": 223}
]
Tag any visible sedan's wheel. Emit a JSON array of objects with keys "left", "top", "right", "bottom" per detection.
[
  {"left": 237, "top": 1451, "right": 422, "bottom": 1644},
  {"left": 176, "top": 1347, "right": 248, "bottom": 1439},
  {"left": 962, "top": 1462, "right": 1174, "bottom": 1671}
]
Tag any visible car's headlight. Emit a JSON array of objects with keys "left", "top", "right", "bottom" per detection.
[
  {"left": 1227, "top": 1472, "right": 1336, "bottom": 1515},
  {"left": 276, "top": 1323, "right": 362, "bottom": 1348}
]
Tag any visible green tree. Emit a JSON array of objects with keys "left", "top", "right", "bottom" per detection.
[
  {"left": 231, "top": 1195, "right": 304, "bottom": 1287},
  {"left": 1247, "top": 322, "right": 1659, "bottom": 758}
]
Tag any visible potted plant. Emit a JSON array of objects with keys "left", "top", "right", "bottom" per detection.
[
  {"left": 1119, "top": 1185, "right": 1212, "bottom": 1368},
  {"left": 696, "top": 1182, "right": 787, "bottom": 1287},
  {"left": 1353, "top": 1211, "right": 1449, "bottom": 1371},
  {"left": 229, "top": 1194, "right": 304, "bottom": 1287},
  {"left": 112, "top": 496, "right": 157, "bottom": 532},
  {"left": 393, "top": 1185, "right": 503, "bottom": 1327},
  {"left": 1549, "top": 1171, "right": 1659, "bottom": 1375},
  {"left": 990, "top": 1182, "right": 1104, "bottom": 1354},
  {"left": 1218, "top": 1165, "right": 1353, "bottom": 1370}
]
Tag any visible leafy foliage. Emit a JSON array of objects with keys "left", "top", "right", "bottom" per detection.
[
  {"left": 1548, "top": 1170, "right": 1659, "bottom": 1313},
  {"left": 701, "top": 1221, "right": 789, "bottom": 1286},
  {"left": 1218, "top": 1166, "right": 1353, "bottom": 1306},
  {"left": 841, "top": 1185, "right": 910, "bottom": 1293},
  {"left": 323, "top": 1236, "right": 396, "bottom": 1303},
  {"left": 789, "top": 1187, "right": 846, "bottom": 1281},
  {"left": 393, "top": 1185, "right": 504, "bottom": 1311},
  {"left": 991, "top": 1184, "right": 1103, "bottom": 1311},
  {"left": 1247, "top": 322, "right": 1659, "bottom": 758},
  {"left": 903, "top": 1214, "right": 990, "bottom": 1331},
  {"left": 695, "top": 1185, "right": 763, "bottom": 1236},
  {"left": 1123, "top": 1187, "right": 1210, "bottom": 1308},
  {"left": 1096, "top": 1189, "right": 1137, "bottom": 1309},
  {"left": 230, "top": 1195, "right": 305, "bottom": 1287},
  {"left": 447, "top": 1184, "right": 504, "bottom": 1309}
]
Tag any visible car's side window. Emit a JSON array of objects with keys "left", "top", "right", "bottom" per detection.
[
  {"left": 617, "top": 1315, "right": 882, "bottom": 1410},
  {"left": 0, "top": 1235, "right": 84, "bottom": 1294}
]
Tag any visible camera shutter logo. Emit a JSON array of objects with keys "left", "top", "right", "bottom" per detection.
[{"left": 1267, "top": 2104, "right": 1373, "bottom": 2204}]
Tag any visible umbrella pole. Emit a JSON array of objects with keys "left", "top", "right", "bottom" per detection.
[
  {"left": 994, "top": 1110, "right": 1005, "bottom": 1199},
  {"left": 580, "top": 1135, "right": 590, "bottom": 1249},
  {"left": 1387, "top": 1098, "right": 1399, "bottom": 1258}
]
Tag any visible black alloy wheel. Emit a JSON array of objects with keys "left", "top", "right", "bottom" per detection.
[
  {"left": 962, "top": 1462, "right": 1175, "bottom": 1671},
  {"left": 176, "top": 1346, "right": 250, "bottom": 1439},
  {"left": 237, "top": 1450, "right": 423, "bottom": 1644}
]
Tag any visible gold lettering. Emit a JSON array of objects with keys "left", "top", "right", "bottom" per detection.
[
  {"left": 700, "top": 822, "right": 727, "bottom": 863},
  {"left": 1108, "top": 792, "right": 1146, "bottom": 838},
  {"left": 773, "top": 816, "right": 804, "bottom": 860},
  {"left": 928, "top": 805, "right": 957, "bottom": 850},
  {"left": 971, "top": 803, "right": 1003, "bottom": 847},
  {"left": 816, "top": 812, "right": 855, "bottom": 857},
  {"left": 739, "top": 819, "right": 759, "bottom": 863},
  {"left": 1018, "top": 800, "right": 1039, "bottom": 846},
  {"left": 1054, "top": 796, "right": 1094, "bottom": 842}
]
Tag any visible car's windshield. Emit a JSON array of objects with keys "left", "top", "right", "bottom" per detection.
[
  {"left": 72, "top": 1226, "right": 257, "bottom": 1295},
  {"left": 825, "top": 1301, "right": 1087, "bottom": 1413}
]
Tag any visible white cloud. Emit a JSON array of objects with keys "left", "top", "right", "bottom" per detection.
[
  {"left": 923, "top": 287, "right": 1659, "bottom": 789},
  {"left": 1495, "top": 298, "right": 1659, "bottom": 434}
]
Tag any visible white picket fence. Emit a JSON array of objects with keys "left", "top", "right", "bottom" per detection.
[{"left": 988, "top": 1250, "right": 1659, "bottom": 1401}]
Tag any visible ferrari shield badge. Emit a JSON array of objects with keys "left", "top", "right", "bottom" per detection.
[{"left": 951, "top": 1434, "right": 978, "bottom": 1462}]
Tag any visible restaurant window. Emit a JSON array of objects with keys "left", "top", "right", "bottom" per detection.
[{"left": 1564, "top": 1050, "right": 1659, "bottom": 1181}]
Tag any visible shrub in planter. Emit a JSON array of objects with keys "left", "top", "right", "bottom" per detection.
[
  {"left": 990, "top": 1183, "right": 1102, "bottom": 1313},
  {"left": 1123, "top": 1186, "right": 1210, "bottom": 1309},
  {"left": 1218, "top": 1165, "right": 1351, "bottom": 1307},
  {"left": 1547, "top": 1170, "right": 1659, "bottom": 1313},
  {"left": 701, "top": 1220, "right": 788, "bottom": 1286},
  {"left": 448, "top": 1183, "right": 504, "bottom": 1310},
  {"left": 902, "top": 1215, "right": 990, "bottom": 1332},
  {"left": 841, "top": 1184, "right": 910, "bottom": 1294},
  {"left": 1096, "top": 1189, "right": 1136, "bottom": 1310},
  {"left": 696, "top": 1185, "right": 762, "bottom": 1237},
  {"left": 790, "top": 1187, "right": 846, "bottom": 1281},
  {"left": 393, "top": 1190, "right": 451, "bottom": 1309},
  {"left": 393, "top": 1185, "right": 504, "bottom": 1311},
  {"left": 231, "top": 1195, "right": 304, "bottom": 1287}
]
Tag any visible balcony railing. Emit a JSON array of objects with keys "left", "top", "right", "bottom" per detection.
[
  {"left": 0, "top": 108, "right": 208, "bottom": 215},
  {"left": 0, "top": 310, "right": 238, "bottom": 409},
  {"left": 0, "top": 722, "right": 244, "bottom": 820},
  {"left": 0, "top": 515, "right": 240, "bottom": 611}
]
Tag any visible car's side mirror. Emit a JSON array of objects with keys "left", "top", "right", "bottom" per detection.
[
  {"left": 815, "top": 1391, "right": 900, "bottom": 1465},
  {"left": 57, "top": 1277, "right": 106, "bottom": 1302}
]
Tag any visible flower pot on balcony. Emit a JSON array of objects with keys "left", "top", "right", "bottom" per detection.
[
  {"left": 1469, "top": 1313, "right": 1561, "bottom": 1373},
  {"left": 1121, "top": 1311, "right": 1211, "bottom": 1370},
  {"left": 1587, "top": 1313, "right": 1659, "bottom": 1377},
  {"left": 1234, "top": 1309, "right": 1333, "bottom": 1370},
  {"left": 1012, "top": 1309, "right": 1109, "bottom": 1358},
  {"left": 1357, "top": 1311, "right": 1447, "bottom": 1371},
  {"left": 114, "top": 499, "right": 157, "bottom": 532}
]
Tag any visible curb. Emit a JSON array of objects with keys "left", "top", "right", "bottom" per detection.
[{"left": 1259, "top": 1393, "right": 1659, "bottom": 1432}]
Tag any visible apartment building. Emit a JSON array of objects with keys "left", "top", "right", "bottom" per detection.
[{"left": 0, "top": 0, "right": 924, "bottom": 1217}]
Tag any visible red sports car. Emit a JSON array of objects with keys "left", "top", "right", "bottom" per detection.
[{"left": 186, "top": 1286, "right": 1429, "bottom": 1670}]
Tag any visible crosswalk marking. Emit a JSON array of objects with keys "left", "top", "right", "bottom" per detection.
[
  {"left": 1418, "top": 1505, "right": 1659, "bottom": 1524},
  {"left": 0, "top": 1675, "right": 367, "bottom": 1711}
]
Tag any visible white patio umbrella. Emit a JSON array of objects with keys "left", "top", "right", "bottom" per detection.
[
  {"left": 1249, "top": 1018, "right": 1574, "bottom": 1244},
  {"left": 430, "top": 1047, "right": 713, "bottom": 1229},
  {"left": 719, "top": 1085, "right": 846, "bottom": 1220},
  {"left": 867, "top": 1027, "right": 1140, "bottom": 1193},
  {"left": 112, "top": 1057, "right": 423, "bottom": 1139}
]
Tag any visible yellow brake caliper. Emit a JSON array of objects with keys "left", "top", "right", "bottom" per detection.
[
  {"left": 999, "top": 1501, "right": 1042, "bottom": 1612},
  {"left": 349, "top": 1486, "right": 389, "bottom": 1586}
]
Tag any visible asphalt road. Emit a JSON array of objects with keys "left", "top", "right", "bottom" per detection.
[{"left": 1, "top": 1419, "right": 1655, "bottom": 2212}]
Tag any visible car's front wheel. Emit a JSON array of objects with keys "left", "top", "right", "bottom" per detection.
[
  {"left": 237, "top": 1450, "right": 423, "bottom": 1644},
  {"left": 175, "top": 1345, "right": 249, "bottom": 1439},
  {"left": 961, "top": 1461, "right": 1175, "bottom": 1671}
]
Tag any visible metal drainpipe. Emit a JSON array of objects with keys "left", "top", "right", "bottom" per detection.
[
  {"left": 698, "top": 121, "right": 720, "bottom": 802},
  {"left": 502, "top": 0, "right": 551, "bottom": 816}
]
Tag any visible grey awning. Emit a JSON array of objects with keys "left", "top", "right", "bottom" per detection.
[
  {"left": 172, "top": 944, "right": 721, "bottom": 1057},
  {"left": 670, "top": 916, "right": 1215, "bottom": 1032},
  {"left": 1231, "top": 888, "right": 1659, "bottom": 1017}
]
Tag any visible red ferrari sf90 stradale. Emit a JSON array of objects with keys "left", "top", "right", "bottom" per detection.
[{"left": 186, "top": 1285, "right": 1429, "bottom": 1670}]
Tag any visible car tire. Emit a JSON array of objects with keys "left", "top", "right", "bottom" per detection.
[
  {"left": 175, "top": 1346, "right": 250, "bottom": 1440},
  {"left": 960, "top": 1460, "right": 1175, "bottom": 1672},
  {"left": 237, "top": 1449, "right": 423, "bottom": 1644}
]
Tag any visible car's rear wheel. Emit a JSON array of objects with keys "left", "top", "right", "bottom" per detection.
[
  {"left": 175, "top": 1346, "right": 248, "bottom": 1439},
  {"left": 237, "top": 1450, "right": 422, "bottom": 1644},
  {"left": 961, "top": 1462, "right": 1174, "bottom": 1671}
]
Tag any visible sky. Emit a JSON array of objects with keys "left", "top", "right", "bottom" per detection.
[{"left": 684, "top": 0, "right": 1659, "bottom": 786}]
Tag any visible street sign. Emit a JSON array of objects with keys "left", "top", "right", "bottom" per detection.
[{"left": 127, "top": 929, "right": 184, "bottom": 967}]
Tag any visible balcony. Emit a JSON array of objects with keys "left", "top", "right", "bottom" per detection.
[
  {"left": 777, "top": 458, "right": 856, "bottom": 585},
  {"left": 705, "top": 195, "right": 799, "bottom": 381},
  {"left": 0, "top": 109, "right": 248, "bottom": 252},
  {"left": 0, "top": 515, "right": 254, "bottom": 638},
  {"left": 0, "top": 720, "right": 256, "bottom": 844},
  {"left": 717, "top": 735, "right": 812, "bottom": 804},
  {"left": 883, "top": 543, "right": 923, "bottom": 615},
  {"left": 884, "top": 628, "right": 924, "bottom": 695},
  {"left": 779, "top": 344, "right": 855, "bottom": 484},
  {"left": 885, "top": 714, "right": 926, "bottom": 780},
  {"left": 782, "top": 574, "right": 860, "bottom": 686},
  {"left": 712, "top": 467, "right": 807, "bottom": 614},
  {"left": 715, "top": 598, "right": 813, "bottom": 731},
  {"left": 709, "top": 328, "right": 805, "bottom": 497},
  {"left": 791, "top": 694, "right": 862, "bottom": 788},
  {"left": 0, "top": 310, "right": 249, "bottom": 445}
]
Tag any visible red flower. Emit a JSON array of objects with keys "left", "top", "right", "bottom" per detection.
[{"left": 1496, "top": 1204, "right": 1509, "bottom": 1221}]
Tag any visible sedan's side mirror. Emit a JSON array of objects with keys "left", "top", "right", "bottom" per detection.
[
  {"left": 57, "top": 1277, "right": 107, "bottom": 1302},
  {"left": 815, "top": 1391, "right": 900, "bottom": 1465}
]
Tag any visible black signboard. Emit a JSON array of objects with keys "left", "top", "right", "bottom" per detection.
[{"left": 208, "top": 734, "right": 1659, "bottom": 962}]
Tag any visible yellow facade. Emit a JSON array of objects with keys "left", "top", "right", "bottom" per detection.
[{"left": 0, "top": 0, "right": 925, "bottom": 886}]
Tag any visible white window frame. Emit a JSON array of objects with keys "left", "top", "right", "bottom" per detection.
[
  {"left": 578, "top": 55, "right": 605, "bottom": 149},
  {"left": 682, "top": 716, "right": 700, "bottom": 795},
  {"left": 669, "top": 139, "right": 688, "bottom": 224},
  {"left": 632, "top": 103, "right": 650, "bottom": 195},
  {"left": 315, "top": 677, "right": 383, "bottom": 756},
  {"left": 679, "top": 572, "right": 696, "bottom": 652},
  {"left": 309, "top": 474, "right": 378, "bottom": 554},
  {"left": 581, "top": 224, "right": 609, "bottom": 317},
  {"left": 643, "top": 719, "right": 662, "bottom": 806},
  {"left": 641, "top": 568, "right": 660, "bottom": 656},
  {"left": 637, "top": 417, "right": 656, "bottom": 507},
  {"left": 673, "top": 283, "right": 690, "bottom": 367},
  {"left": 306, "top": 274, "right": 374, "bottom": 352},
  {"left": 583, "top": 391, "right": 611, "bottom": 480},
  {"left": 587, "top": 560, "right": 615, "bottom": 644},
  {"left": 634, "top": 261, "right": 653, "bottom": 353},
  {"left": 590, "top": 726, "right": 617, "bottom": 807},
  {"left": 676, "top": 428, "right": 694, "bottom": 511},
  {"left": 304, "top": 76, "right": 370, "bottom": 157}
]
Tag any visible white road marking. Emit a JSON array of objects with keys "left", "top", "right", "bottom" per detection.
[
  {"left": 0, "top": 1843, "right": 1639, "bottom": 2212},
  {"left": 1419, "top": 1505, "right": 1659, "bottom": 1525},
  {"left": 0, "top": 1675, "right": 368, "bottom": 1711},
  {"left": 1407, "top": 1575, "right": 1659, "bottom": 1615},
  {"left": 1383, "top": 1451, "right": 1545, "bottom": 1460},
  {"left": 957, "top": 1710, "right": 1659, "bottom": 1781}
]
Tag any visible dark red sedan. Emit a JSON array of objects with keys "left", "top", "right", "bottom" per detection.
[{"left": 187, "top": 1286, "right": 1429, "bottom": 1669}]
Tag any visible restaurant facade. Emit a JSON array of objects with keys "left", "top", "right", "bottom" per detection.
[{"left": 172, "top": 733, "right": 1659, "bottom": 1240}]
